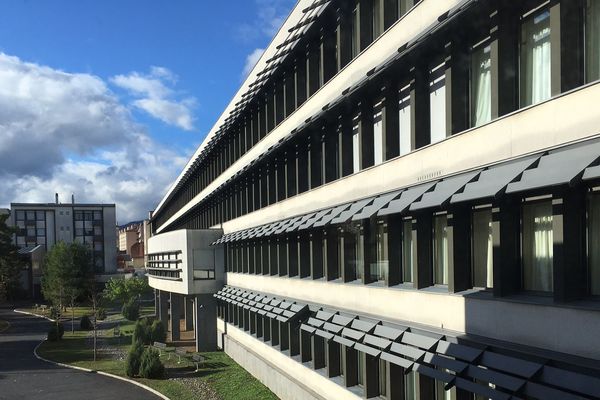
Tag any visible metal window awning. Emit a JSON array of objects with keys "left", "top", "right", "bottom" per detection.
[
  {"left": 583, "top": 165, "right": 600, "bottom": 181},
  {"left": 378, "top": 182, "right": 437, "bottom": 216},
  {"left": 351, "top": 190, "right": 403, "bottom": 221},
  {"left": 410, "top": 171, "right": 480, "bottom": 211},
  {"left": 451, "top": 156, "right": 540, "bottom": 204},
  {"left": 297, "top": 208, "right": 333, "bottom": 230},
  {"left": 330, "top": 198, "right": 375, "bottom": 225},
  {"left": 506, "top": 140, "right": 600, "bottom": 194},
  {"left": 313, "top": 203, "right": 352, "bottom": 227}
]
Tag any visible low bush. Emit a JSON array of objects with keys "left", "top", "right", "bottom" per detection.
[
  {"left": 47, "top": 323, "right": 64, "bottom": 341},
  {"left": 96, "top": 307, "right": 106, "bottom": 321},
  {"left": 80, "top": 315, "right": 93, "bottom": 331},
  {"left": 122, "top": 300, "right": 139, "bottom": 321},
  {"left": 126, "top": 340, "right": 145, "bottom": 377},
  {"left": 150, "top": 320, "right": 166, "bottom": 343},
  {"left": 132, "top": 317, "right": 152, "bottom": 345},
  {"left": 139, "top": 347, "right": 164, "bottom": 379}
]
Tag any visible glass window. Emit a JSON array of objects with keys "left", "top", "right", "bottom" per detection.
[
  {"left": 37, "top": 236, "right": 46, "bottom": 245},
  {"left": 36, "top": 221, "right": 45, "bottom": 229},
  {"left": 398, "top": 0, "right": 414, "bottom": 18},
  {"left": 586, "top": 0, "right": 600, "bottom": 82},
  {"left": 471, "top": 41, "right": 492, "bottom": 127},
  {"left": 352, "top": 123, "right": 361, "bottom": 173},
  {"left": 26, "top": 211, "right": 35, "bottom": 220},
  {"left": 94, "top": 226, "right": 102, "bottom": 235},
  {"left": 354, "top": 225, "right": 365, "bottom": 281},
  {"left": 36, "top": 229, "right": 44, "bottom": 236},
  {"left": 472, "top": 209, "right": 494, "bottom": 288},
  {"left": 75, "top": 211, "right": 83, "bottom": 220},
  {"left": 357, "top": 352, "right": 364, "bottom": 386},
  {"left": 522, "top": 201, "right": 554, "bottom": 292},
  {"left": 378, "top": 358, "right": 387, "bottom": 397},
  {"left": 588, "top": 193, "right": 600, "bottom": 295},
  {"left": 352, "top": 2, "right": 360, "bottom": 57},
  {"left": 17, "top": 236, "right": 25, "bottom": 245},
  {"left": 373, "top": 0, "right": 384, "bottom": 39},
  {"left": 520, "top": 7, "right": 551, "bottom": 107},
  {"left": 429, "top": 63, "right": 447, "bottom": 144},
  {"left": 16, "top": 211, "right": 25, "bottom": 220},
  {"left": 374, "top": 221, "right": 389, "bottom": 282},
  {"left": 398, "top": 85, "right": 412, "bottom": 156},
  {"left": 93, "top": 211, "right": 102, "bottom": 220},
  {"left": 433, "top": 214, "right": 449, "bottom": 285},
  {"left": 339, "top": 345, "right": 345, "bottom": 378},
  {"left": 402, "top": 219, "right": 415, "bottom": 283},
  {"left": 404, "top": 371, "right": 417, "bottom": 400},
  {"left": 26, "top": 227, "right": 35, "bottom": 237},
  {"left": 36, "top": 211, "right": 45, "bottom": 220},
  {"left": 373, "top": 109, "right": 384, "bottom": 166}
]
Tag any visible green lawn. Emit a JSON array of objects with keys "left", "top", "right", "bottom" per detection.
[{"left": 37, "top": 317, "right": 278, "bottom": 400}]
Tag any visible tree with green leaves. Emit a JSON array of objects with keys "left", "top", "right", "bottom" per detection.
[
  {"left": 0, "top": 214, "right": 24, "bottom": 302},
  {"left": 104, "top": 276, "right": 151, "bottom": 305},
  {"left": 41, "top": 241, "right": 93, "bottom": 333}
]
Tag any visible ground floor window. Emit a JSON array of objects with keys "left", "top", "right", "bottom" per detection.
[
  {"left": 588, "top": 192, "right": 600, "bottom": 295},
  {"left": 373, "top": 220, "right": 389, "bottom": 282},
  {"left": 433, "top": 214, "right": 450, "bottom": 285},
  {"left": 472, "top": 208, "right": 494, "bottom": 288},
  {"left": 522, "top": 200, "right": 554, "bottom": 292}
]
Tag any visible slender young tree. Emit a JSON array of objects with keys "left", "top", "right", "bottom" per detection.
[{"left": 0, "top": 214, "right": 24, "bottom": 302}]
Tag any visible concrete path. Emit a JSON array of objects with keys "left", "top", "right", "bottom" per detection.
[{"left": 0, "top": 306, "right": 162, "bottom": 400}]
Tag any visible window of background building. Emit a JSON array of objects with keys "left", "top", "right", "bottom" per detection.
[
  {"left": 373, "top": 108, "right": 384, "bottom": 166},
  {"left": 352, "top": 123, "right": 361, "bottom": 173},
  {"left": 402, "top": 219, "right": 415, "bottom": 283},
  {"left": 586, "top": 0, "right": 600, "bottom": 82},
  {"left": 374, "top": 220, "right": 389, "bottom": 282},
  {"left": 398, "top": 84, "right": 412, "bottom": 156},
  {"left": 472, "top": 208, "right": 494, "bottom": 288},
  {"left": 520, "top": 6, "right": 551, "bottom": 107},
  {"left": 471, "top": 39, "right": 492, "bottom": 127},
  {"left": 522, "top": 200, "right": 554, "bottom": 292},
  {"left": 429, "top": 63, "right": 447, "bottom": 144},
  {"left": 433, "top": 214, "right": 450, "bottom": 285},
  {"left": 16, "top": 211, "right": 24, "bottom": 220},
  {"left": 588, "top": 192, "right": 600, "bottom": 295}
]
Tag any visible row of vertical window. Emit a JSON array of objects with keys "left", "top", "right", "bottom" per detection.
[
  {"left": 162, "top": 0, "right": 600, "bottom": 233},
  {"left": 225, "top": 190, "right": 600, "bottom": 300},
  {"left": 153, "top": 0, "right": 423, "bottom": 228}
]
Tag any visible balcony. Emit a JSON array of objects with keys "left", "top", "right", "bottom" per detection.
[{"left": 146, "top": 229, "right": 224, "bottom": 295}]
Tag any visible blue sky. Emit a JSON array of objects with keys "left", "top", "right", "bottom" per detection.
[{"left": 0, "top": 0, "right": 296, "bottom": 222}]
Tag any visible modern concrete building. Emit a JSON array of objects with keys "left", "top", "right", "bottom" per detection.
[
  {"left": 148, "top": 0, "right": 600, "bottom": 398},
  {"left": 9, "top": 195, "right": 117, "bottom": 296}
]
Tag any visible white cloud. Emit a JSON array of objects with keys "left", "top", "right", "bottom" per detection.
[
  {"left": 0, "top": 52, "right": 190, "bottom": 223},
  {"left": 111, "top": 67, "right": 196, "bottom": 131},
  {"left": 237, "top": 0, "right": 295, "bottom": 42},
  {"left": 242, "top": 48, "right": 265, "bottom": 78}
]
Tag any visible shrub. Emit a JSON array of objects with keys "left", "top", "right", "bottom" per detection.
[
  {"left": 96, "top": 307, "right": 106, "bottom": 321},
  {"left": 139, "top": 347, "right": 164, "bottom": 379},
  {"left": 132, "top": 318, "right": 152, "bottom": 345},
  {"left": 149, "top": 320, "right": 166, "bottom": 344},
  {"left": 126, "top": 340, "right": 145, "bottom": 377},
  {"left": 122, "top": 300, "right": 139, "bottom": 321},
  {"left": 80, "top": 315, "right": 93, "bottom": 331},
  {"left": 47, "top": 323, "right": 64, "bottom": 341}
]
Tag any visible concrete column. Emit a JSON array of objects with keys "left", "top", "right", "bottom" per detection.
[
  {"left": 158, "top": 290, "right": 169, "bottom": 325},
  {"left": 170, "top": 293, "right": 181, "bottom": 342},
  {"left": 185, "top": 296, "right": 194, "bottom": 331},
  {"left": 194, "top": 294, "right": 217, "bottom": 352}
]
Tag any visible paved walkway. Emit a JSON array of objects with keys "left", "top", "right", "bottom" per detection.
[{"left": 0, "top": 306, "right": 162, "bottom": 400}]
